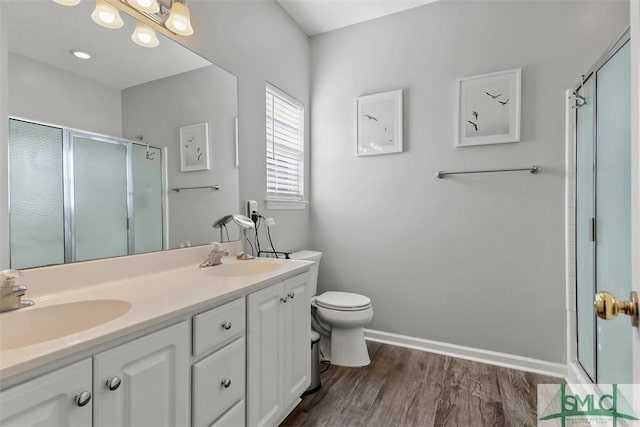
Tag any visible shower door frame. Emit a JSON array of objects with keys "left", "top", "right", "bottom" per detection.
[
  {"left": 8, "top": 116, "right": 166, "bottom": 266},
  {"left": 66, "top": 130, "right": 134, "bottom": 263},
  {"left": 568, "top": 28, "right": 639, "bottom": 385}
]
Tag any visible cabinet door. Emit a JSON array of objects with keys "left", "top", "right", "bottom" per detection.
[
  {"left": 0, "top": 359, "right": 92, "bottom": 427},
  {"left": 247, "top": 283, "right": 285, "bottom": 427},
  {"left": 192, "top": 337, "right": 245, "bottom": 427},
  {"left": 283, "top": 273, "right": 311, "bottom": 406},
  {"left": 94, "top": 321, "right": 190, "bottom": 427},
  {"left": 211, "top": 400, "right": 245, "bottom": 427}
]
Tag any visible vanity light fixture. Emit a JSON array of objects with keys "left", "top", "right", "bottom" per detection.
[
  {"left": 131, "top": 21, "right": 159, "bottom": 48},
  {"left": 52, "top": 0, "right": 194, "bottom": 49},
  {"left": 52, "top": 0, "right": 82, "bottom": 5},
  {"left": 165, "top": 0, "right": 193, "bottom": 36},
  {"left": 126, "top": 0, "right": 159, "bottom": 14},
  {"left": 91, "top": 0, "right": 124, "bottom": 29},
  {"left": 69, "top": 49, "right": 92, "bottom": 59}
]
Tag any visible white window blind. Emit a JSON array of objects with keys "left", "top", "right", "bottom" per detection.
[{"left": 266, "top": 83, "right": 304, "bottom": 201}]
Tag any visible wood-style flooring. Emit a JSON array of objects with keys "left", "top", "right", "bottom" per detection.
[{"left": 281, "top": 341, "right": 563, "bottom": 427}]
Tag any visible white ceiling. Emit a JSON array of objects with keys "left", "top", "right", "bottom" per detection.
[
  {"left": 8, "top": 1, "right": 210, "bottom": 90},
  {"left": 276, "top": 0, "right": 439, "bottom": 36}
]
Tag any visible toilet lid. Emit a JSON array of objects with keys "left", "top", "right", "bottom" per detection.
[{"left": 315, "top": 291, "right": 371, "bottom": 311}]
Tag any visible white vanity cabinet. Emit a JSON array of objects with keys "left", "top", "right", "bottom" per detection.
[
  {"left": 192, "top": 298, "right": 246, "bottom": 427},
  {"left": 93, "top": 321, "right": 190, "bottom": 427},
  {"left": 0, "top": 358, "right": 93, "bottom": 427},
  {"left": 0, "top": 323, "right": 190, "bottom": 427},
  {"left": 0, "top": 263, "right": 313, "bottom": 427},
  {"left": 247, "top": 272, "right": 310, "bottom": 427},
  {"left": 283, "top": 274, "right": 312, "bottom": 404}
]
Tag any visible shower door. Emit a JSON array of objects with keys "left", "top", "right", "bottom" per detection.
[
  {"left": 131, "top": 143, "right": 164, "bottom": 254},
  {"left": 8, "top": 119, "right": 165, "bottom": 268},
  {"left": 575, "top": 36, "right": 632, "bottom": 384},
  {"left": 8, "top": 119, "right": 65, "bottom": 269},
  {"left": 70, "top": 133, "right": 130, "bottom": 262}
]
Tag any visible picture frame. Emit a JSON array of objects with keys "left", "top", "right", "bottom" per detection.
[
  {"left": 456, "top": 68, "right": 521, "bottom": 147},
  {"left": 356, "top": 89, "right": 403, "bottom": 156},
  {"left": 179, "top": 123, "right": 210, "bottom": 172}
]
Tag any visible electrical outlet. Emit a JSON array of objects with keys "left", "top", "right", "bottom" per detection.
[{"left": 246, "top": 200, "right": 258, "bottom": 217}]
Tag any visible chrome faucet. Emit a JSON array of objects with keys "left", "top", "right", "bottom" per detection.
[
  {"left": 0, "top": 269, "right": 34, "bottom": 313},
  {"left": 200, "top": 243, "right": 229, "bottom": 268}
]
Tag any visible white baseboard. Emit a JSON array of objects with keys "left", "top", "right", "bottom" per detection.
[{"left": 364, "top": 329, "right": 567, "bottom": 379}]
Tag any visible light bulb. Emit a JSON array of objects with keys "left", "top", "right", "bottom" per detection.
[
  {"left": 131, "top": 21, "right": 159, "bottom": 48},
  {"left": 91, "top": 0, "right": 124, "bottom": 29},
  {"left": 127, "top": 0, "right": 159, "bottom": 14},
  {"left": 100, "top": 11, "right": 115, "bottom": 23},
  {"left": 52, "top": 0, "right": 82, "bottom": 5},
  {"left": 165, "top": 1, "right": 193, "bottom": 36}
]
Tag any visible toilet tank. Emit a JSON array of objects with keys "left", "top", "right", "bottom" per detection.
[{"left": 290, "top": 251, "right": 322, "bottom": 296}]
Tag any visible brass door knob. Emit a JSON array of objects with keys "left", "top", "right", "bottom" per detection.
[{"left": 594, "top": 291, "right": 639, "bottom": 327}]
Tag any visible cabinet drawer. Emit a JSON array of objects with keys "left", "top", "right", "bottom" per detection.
[
  {"left": 193, "top": 297, "right": 245, "bottom": 356},
  {"left": 193, "top": 338, "right": 245, "bottom": 427},
  {"left": 210, "top": 400, "right": 245, "bottom": 427}
]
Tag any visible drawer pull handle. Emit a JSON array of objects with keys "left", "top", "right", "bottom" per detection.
[
  {"left": 74, "top": 391, "right": 92, "bottom": 407},
  {"left": 221, "top": 378, "right": 232, "bottom": 388},
  {"left": 288, "top": 292, "right": 295, "bottom": 299},
  {"left": 280, "top": 296, "right": 288, "bottom": 303},
  {"left": 106, "top": 376, "right": 122, "bottom": 391},
  {"left": 222, "top": 321, "right": 232, "bottom": 330}
]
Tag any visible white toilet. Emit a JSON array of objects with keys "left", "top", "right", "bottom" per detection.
[{"left": 290, "top": 251, "right": 374, "bottom": 367}]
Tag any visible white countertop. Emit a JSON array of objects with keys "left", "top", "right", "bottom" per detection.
[{"left": 0, "top": 252, "right": 311, "bottom": 381}]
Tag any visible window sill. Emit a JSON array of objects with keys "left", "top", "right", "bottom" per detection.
[{"left": 264, "top": 199, "right": 308, "bottom": 210}]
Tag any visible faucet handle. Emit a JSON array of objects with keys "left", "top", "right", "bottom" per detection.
[
  {"left": 0, "top": 270, "right": 22, "bottom": 289},
  {"left": 12, "top": 285, "right": 27, "bottom": 296},
  {"left": 208, "top": 248, "right": 228, "bottom": 257},
  {"left": 0, "top": 269, "right": 21, "bottom": 288}
]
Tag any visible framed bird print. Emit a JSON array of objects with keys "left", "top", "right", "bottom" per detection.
[
  {"left": 179, "top": 123, "right": 210, "bottom": 172},
  {"left": 356, "top": 89, "right": 403, "bottom": 156},
  {"left": 456, "top": 68, "right": 521, "bottom": 147}
]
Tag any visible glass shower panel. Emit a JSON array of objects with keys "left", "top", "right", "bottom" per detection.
[
  {"left": 8, "top": 119, "right": 64, "bottom": 269},
  {"left": 595, "top": 41, "right": 631, "bottom": 384},
  {"left": 575, "top": 76, "right": 596, "bottom": 381},
  {"left": 73, "top": 136, "right": 129, "bottom": 262},
  {"left": 132, "top": 144, "right": 163, "bottom": 254}
]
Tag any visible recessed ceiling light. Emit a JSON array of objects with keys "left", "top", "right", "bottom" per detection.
[
  {"left": 52, "top": 0, "right": 82, "bottom": 5},
  {"left": 69, "top": 49, "right": 92, "bottom": 60}
]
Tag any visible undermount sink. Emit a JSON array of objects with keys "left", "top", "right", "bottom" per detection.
[
  {"left": 206, "top": 261, "right": 281, "bottom": 277},
  {"left": 0, "top": 299, "right": 131, "bottom": 350}
]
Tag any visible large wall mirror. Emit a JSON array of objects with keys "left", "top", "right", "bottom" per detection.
[{"left": 5, "top": 1, "right": 240, "bottom": 269}]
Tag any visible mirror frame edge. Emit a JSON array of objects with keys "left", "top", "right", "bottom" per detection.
[{"left": 1, "top": 1, "right": 10, "bottom": 270}]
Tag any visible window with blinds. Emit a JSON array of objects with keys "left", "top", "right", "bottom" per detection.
[{"left": 266, "top": 83, "right": 304, "bottom": 201}]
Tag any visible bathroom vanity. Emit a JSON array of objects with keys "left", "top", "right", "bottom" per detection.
[{"left": 0, "top": 244, "right": 312, "bottom": 427}]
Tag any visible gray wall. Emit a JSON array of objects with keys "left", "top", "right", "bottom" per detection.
[
  {"left": 310, "top": 0, "right": 629, "bottom": 363},
  {"left": 122, "top": 65, "right": 240, "bottom": 248},
  {"left": 181, "top": 0, "right": 311, "bottom": 253},
  {"left": 8, "top": 53, "right": 122, "bottom": 137}
]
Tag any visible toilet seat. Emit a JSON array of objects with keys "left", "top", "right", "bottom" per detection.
[{"left": 315, "top": 291, "right": 371, "bottom": 311}]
